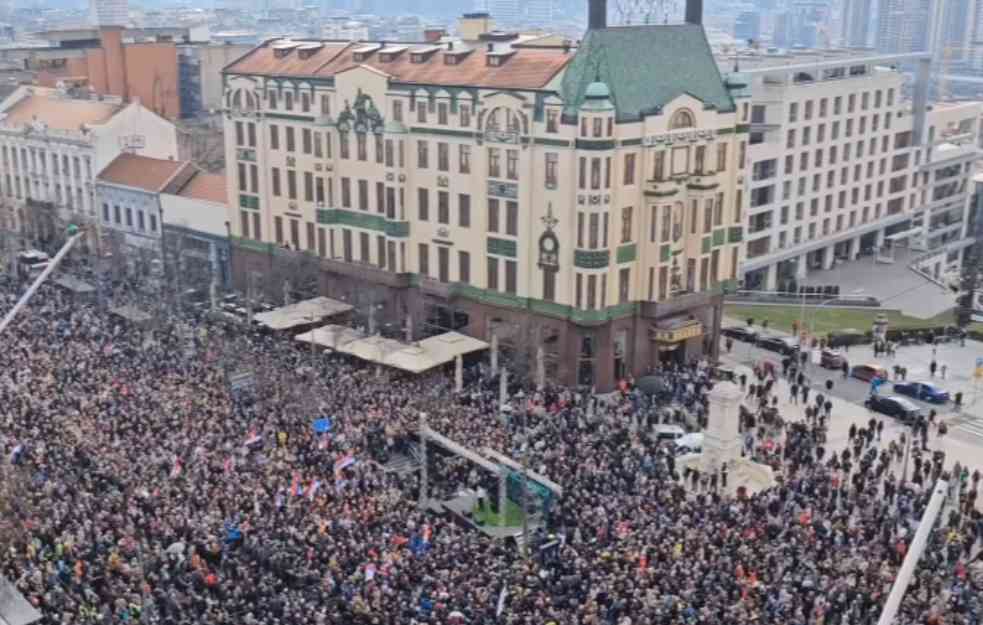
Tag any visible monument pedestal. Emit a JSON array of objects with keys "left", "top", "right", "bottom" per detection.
[{"left": 677, "top": 381, "right": 776, "bottom": 496}]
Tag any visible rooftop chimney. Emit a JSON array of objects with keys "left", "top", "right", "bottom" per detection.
[
  {"left": 588, "top": 0, "right": 607, "bottom": 30},
  {"left": 685, "top": 0, "right": 702, "bottom": 25}
]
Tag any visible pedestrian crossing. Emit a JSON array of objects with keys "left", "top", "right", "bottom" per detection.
[{"left": 952, "top": 415, "right": 983, "bottom": 439}]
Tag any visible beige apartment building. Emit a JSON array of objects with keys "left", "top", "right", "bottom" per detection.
[{"left": 221, "top": 1, "right": 750, "bottom": 389}]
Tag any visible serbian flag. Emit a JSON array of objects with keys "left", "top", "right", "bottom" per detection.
[
  {"left": 334, "top": 454, "right": 356, "bottom": 476},
  {"left": 799, "top": 510, "right": 812, "bottom": 526},
  {"left": 170, "top": 458, "right": 183, "bottom": 479},
  {"left": 638, "top": 553, "right": 648, "bottom": 571},
  {"left": 244, "top": 429, "right": 262, "bottom": 448},
  {"left": 307, "top": 480, "right": 321, "bottom": 501},
  {"left": 291, "top": 472, "right": 303, "bottom": 497},
  {"left": 422, "top": 524, "right": 432, "bottom": 544}
]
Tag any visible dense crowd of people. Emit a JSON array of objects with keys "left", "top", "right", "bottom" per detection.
[{"left": 0, "top": 274, "right": 981, "bottom": 625}]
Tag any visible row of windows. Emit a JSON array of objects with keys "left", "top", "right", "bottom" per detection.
[
  {"left": 2, "top": 174, "right": 84, "bottom": 208},
  {"left": 644, "top": 195, "right": 728, "bottom": 245},
  {"left": 651, "top": 143, "right": 737, "bottom": 182},
  {"left": 786, "top": 113, "right": 894, "bottom": 149},
  {"left": 0, "top": 146, "right": 89, "bottom": 179},
  {"left": 787, "top": 88, "right": 895, "bottom": 123},
  {"left": 102, "top": 202, "right": 158, "bottom": 232}
]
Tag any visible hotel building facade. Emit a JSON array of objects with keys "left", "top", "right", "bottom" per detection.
[{"left": 221, "top": 2, "right": 751, "bottom": 390}]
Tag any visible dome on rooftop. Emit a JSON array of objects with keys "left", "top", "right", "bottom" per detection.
[{"left": 584, "top": 81, "right": 610, "bottom": 99}]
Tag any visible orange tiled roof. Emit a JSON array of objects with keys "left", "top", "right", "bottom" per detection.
[
  {"left": 178, "top": 171, "right": 227, "bottom": 204},
  {"left": 224, "top": 41, "right": 351, "bottom": 77},
  {"left": 226, "top": 40, "right": 572, "bottom": 90},
  {"left": 97, "top": 153, "right": 191, "bottom": 193},
  {"left": 3, "top": 93, "right": 121, "bottom": 131}
]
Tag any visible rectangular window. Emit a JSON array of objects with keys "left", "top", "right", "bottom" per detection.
[
  {"left": 358, "top": 179, "right": 368, "bottom": 211},
  {"left": 235, "top": 121, "right": 244, "bottom": 145},
  {"left": 438, "top": 102, "right": 448, "bottom": 125},
  {"left": 418, "top": 188, "right": 429, "bottom": 221},
  {"left": 587, "top": 275, "right": 597, "bottom": 310},
  {"left": 250, "top": 213, "right": 258, "bottom": 240},
  {"left": 505, "top": 201, "right": 518, "bottom": 236},
  {"left": 393, "top": 100, "right": 403, "bottom": 122},
  {"left": 271, "top": 168, "right": 281, "bottom": 196},
  {"left": 545, "top": 152, "right": 558, "bottom": 187},
  {"left": 285, "top": 126, "right": 295, "bottom": 152},
  {"left": 270, "top": 124, "right": 279, "bottom": 150},
  {"left": 589, "top": 213, "right": 599, "bottom": 249},
  {"left": 487, "top": 256, "right": 498, "bottom": 290},
  {"left": 488, "top": 148, "right": 501, "bottom": 178},
  {"left": 359, "top": 231, "right": 370, "bottom": 262},
  {"left": 504, "top": 260, "right": 517, "bottom": 294},
  {"left": 304, "top": 172, "right": 314, "bottom": 202},
  {"left": 417, "top": 102, "right": 427, "bottom": 123},
  {"left": 302, "top": 128, "right": 312, "bottom": 154},
  {"left": 621, "top": 206, "right": 632, "bottom": 243},
  {"left": 438, "top": 246, "right": 449, "bottom": 282},
  {"left": 340, "top": 133, "right": 350, "bottom": 159},
  {"left": 376, "top": 235, "right": 386, "bottom": 268},
  {"left": 458, "top": 251, "right": 470, "bottom": 284},
  {"left": 357, "top": 134, "right": 367, "bottom": 161},
  {"left": 341, "top": 177, "right": 351, "bottom": 208},
  {"left": 240, "top": 210, "right": 250, "bottom": 238},
  {"left": 343, "top": 229, "right": 352, "bottom": 261},
  {"left": 437, "top": 142, "right": 449, "bottom": 172},
  {"left": 287, "top": 170, "right": 297, "bottom": 199},
  {"left": 438, "top": 191, "right": 450, "bottom": 224},
  {"left": 506, "top": 149, "right": 518, "bottom": 180},
  {"left": 250, "top": 164, "right": 258, "bottom": 193},
  {"left": 417, "top": 141, "right": 428, "bottom": 168},
  {"left": 624, "top": 153, "right": 636, "bottom": 185},
  {"left": 458, "top": 194, "right": 471, "bottom": 227},
  {"left": 318, "top": 227, "right": 326, "bottom": 257},
  {"left": 238, "top": 162, "right": 247, "bottom": 192},
  {"left": 247, "top": 123, "right": 256, "bottom": 147},
  {"left": 459, "top": 145, "right": 471, "bottom": 174},
  {"left": 274, "top": 216, "right": 284, "bottom": 244},
  {"left": 619, "top": 267, "right": 630, "bottom": 304},
  {"left": 306, "top": 221, "right": 315, "bottom": 251},
  {"left": 488, "top": 198, "right": 500, "bottom": 233},
  {"left": 376, "top": 182, "right": 385, "bottom": 214},
  {"left": 316, "top": 177, "right": 325, "bottom": 204},
  {"left": 419, "top": 244, "right": 430, "bottom": 274}
]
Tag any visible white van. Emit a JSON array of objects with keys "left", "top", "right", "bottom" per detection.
[
  {"left": 653, "top": 424, "right": 686, "bottom": 442},
  {"left": 16, "top": 250, "right": 50, "bottom": 279}
]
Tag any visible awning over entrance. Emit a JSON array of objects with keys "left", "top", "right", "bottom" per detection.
[
  {"left": 296, "top": 328, "right": 489, "bottom": 374},
  {"left": 253, "top": 296, "right": 353, "bottom": 331},
  {"left": 650, "top": 316, "right": 703, "bottom": 343},
  {"left": 886, "top": 228, "right": 920, "bottom": 242}
]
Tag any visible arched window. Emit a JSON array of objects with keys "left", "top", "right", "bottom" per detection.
[
  {"left": 486, "top": 107, "right": 520, "bottom": 133},
  {"left": 670, "top": 109, "right": 695, "bottom": 130},
  {"left": 231, "top": 90, "right": 242, "bottom": 109}
]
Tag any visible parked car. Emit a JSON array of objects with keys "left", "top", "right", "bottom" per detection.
[
  {"left": 892, "top": 381, "right": 950, "bottom": 404},
  {"left": 673, "top": 432, "right": 704, "bottom": 454},
  {"left": 756, "top": 335, "right": 799, "bottom": 355},
  {"left": 722, "top": 326, "right": 758, "bottom": 342},
  {"left": 820, "top": 348, "right": 846, "bottom": 369},
  {"left": 851, "top": 363, "right": 888, "bottom": 382},
  {"left": 865, "top": 395, "right": 920, "bottom": 423},
  {"left": 653, "top": 424, "right": 686, "bottom": 443}
]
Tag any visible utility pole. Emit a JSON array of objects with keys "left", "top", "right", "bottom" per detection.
[{"left": 515, "top": 389, "right": 529, "bottom": 558}]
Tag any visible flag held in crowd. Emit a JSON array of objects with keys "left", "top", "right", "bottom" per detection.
[
  {"left": 307, "top": 479, "right": 321, "bottom": 501},
  {"left": 170, "top": 458, "right": 182, "bottom": 479},
  {"left": 334, "top": 454, "right": 356, "bottom": 477},
  {"left": 244, "top": 429, "right": 262, "bottom": 448},
  {"left": 313, "top": 418, "right": 332, "bottom": 434}
]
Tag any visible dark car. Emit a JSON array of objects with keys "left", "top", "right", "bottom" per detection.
[
  {"left": 820, "top": 348, "right": 846, "bottom": 369},
  {"left": 893, "top": 381, "right": 950, "bottom": 404},
  {"left": 851, "top": 363, "right": 888, "bottom": 382},
  {"left": 722, "top": 326, "right": 758, "bottom": 342},
  {"left": 756, "top": 335, "right": 799, "bottom": 355},
  {"left": 865, "top": 395, "right": 920, "bottom": 422}
]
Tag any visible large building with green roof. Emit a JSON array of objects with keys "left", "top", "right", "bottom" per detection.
[{"left": 221, "top": 0, "right": 749, "bottom": 389}]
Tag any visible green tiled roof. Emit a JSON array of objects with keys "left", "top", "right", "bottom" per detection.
[{"left": 561, "top": 24, "right": 736, "bottom": 122}]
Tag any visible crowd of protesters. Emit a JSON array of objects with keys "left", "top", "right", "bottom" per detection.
[{"left": 0, "top": 274, "right": 981, "bottom": 625}]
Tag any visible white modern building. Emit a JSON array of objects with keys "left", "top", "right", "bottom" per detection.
[
  {"left": 0, "top": 85, "right": 179, "bottom": 251},
  {"left": 718, "top": 50, "right": 981, "bottom": 290}
]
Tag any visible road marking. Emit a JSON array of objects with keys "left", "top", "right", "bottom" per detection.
[{"left": 953, "top": 418, "right": 983, "bottom": 438}]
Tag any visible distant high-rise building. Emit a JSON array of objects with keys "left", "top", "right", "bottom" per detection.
[
  {"left": 841, "top": 0, "right": 871, "bottom": 47},
  {"left": 734, "top": 11, "right": 761, "bottom": 42},
  {"left": 90, "top": 0, "right": 127, "bottom": 27},
  {"left": 876, "top": 0, "right": 930, "bottom": 53}
]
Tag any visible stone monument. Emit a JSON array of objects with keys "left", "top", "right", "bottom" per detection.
[{"left": 677, "top": 380, "right": 776, "bottom": 495}]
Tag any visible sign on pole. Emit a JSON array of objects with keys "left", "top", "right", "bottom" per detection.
[{"left": 974, "top": 357, "right": 983, "bottom": 379}]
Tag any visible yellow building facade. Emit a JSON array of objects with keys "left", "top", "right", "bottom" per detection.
[{"left": 221, "top": 17, "right": 748, "bottom": 389}]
